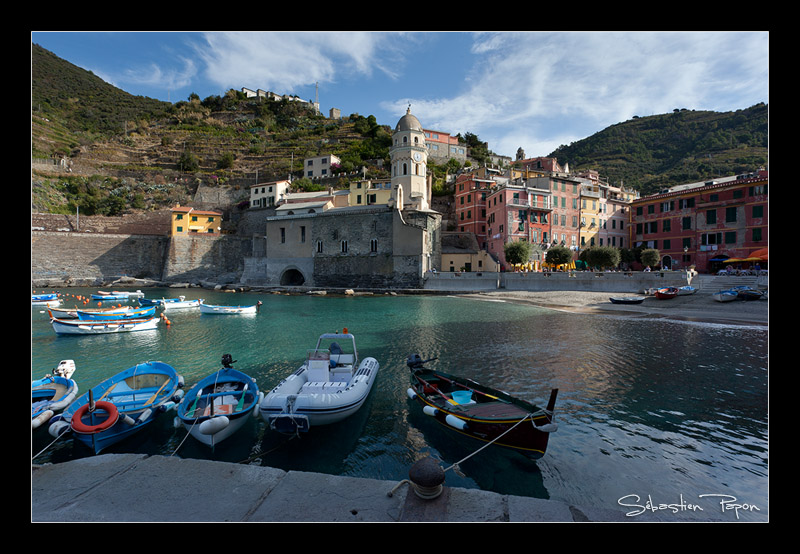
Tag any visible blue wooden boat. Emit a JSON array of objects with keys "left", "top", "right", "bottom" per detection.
[
  {"left": 32, "top": 360, "right": 79, "bottom": 430},
  {"left": 138, "top": 296, "right": 185, "bottom": 307},
  {"left": 175, "top": 354, "right": 263, "bottom": 448},
  {"left": 48, "top": 361, "right": 184, "bottom": 454},
  {"left": 76, "top": 305, "right": 156, "bottom": 320},
  {"left": 32, "top": 293, "right": 60, "bottom": 306},
  {"left": 91, "top": 290, "right": 144, "bottom": 301}
]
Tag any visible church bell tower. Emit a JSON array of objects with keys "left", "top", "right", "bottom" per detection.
[{"left": 390, "top": 106, "right": 429, "bottom": 211}]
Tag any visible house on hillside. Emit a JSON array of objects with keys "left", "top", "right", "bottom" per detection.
[{"left": 170, "top": 206, "right": 223, "bottom": 236}]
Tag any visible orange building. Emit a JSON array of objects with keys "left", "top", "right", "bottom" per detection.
[{"left": 170, "top": 206, "right": 223, "bottom": 236}]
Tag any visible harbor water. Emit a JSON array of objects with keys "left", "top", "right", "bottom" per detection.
[{"left": 32, "top": 288, "right": 769, "bottom": 521}]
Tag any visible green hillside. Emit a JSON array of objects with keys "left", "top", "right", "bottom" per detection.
[
  {"left": 548, "top": 104, "right": 768, "bottom": 195},
  {"left": 32, "top": 42, "right": 768, "bottom": 215}
]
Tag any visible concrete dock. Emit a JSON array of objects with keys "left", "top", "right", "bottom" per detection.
[{"left": 32, "top": 453, "right": 632, "bottom": 522}]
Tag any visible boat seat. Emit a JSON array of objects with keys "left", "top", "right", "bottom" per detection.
[{"left": 301, "top": 381, "right": 347, "bottom": 393}]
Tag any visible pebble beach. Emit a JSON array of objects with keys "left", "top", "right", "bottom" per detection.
[{"left": 467, "top": 290, "right": 768, "bottom": 327}]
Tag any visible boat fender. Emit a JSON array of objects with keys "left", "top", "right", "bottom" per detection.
[
  {"left": 253, "top": 392, "right": 264, "bottom": 417},
  {"left": 135, "top": 409, "right": 152, "bottom": 425},
  {"left": 172, "top": 389, "right": 185, "bottom": 402},
  {"left": 32, "top": 410, "right": 55, "bottom": 429},
  {"left": 422, "top": 406, "right": 439, "bottom": 417},
  {"left": 173, "top": 416, "right": 182, "bottom": 429},
  {"left": 159, "top": 401, "right": 177, "bottom": 413},
  {"left": 177, "top": 375, "right": 185, "bottom": 388},
  {"left": 445, "top": 414, "right": 468, "bottom": 430},
  {"left": 122, "top": 414, "right": 137, "bottom": 426},
  {"left": 199, "top": 416, "right": 229, "bottom": 435},
  {"left": 534, "top": 422, "right": 558, "bottom": 433},
  {"left": 49, "top": 419, "right": 72, "bottom": 438},
  {"left": 71, "top": 401, "right": 119, "bottom": 434},
  {"left": 406, "top": 388, "right": 417, "bottom": 400}
]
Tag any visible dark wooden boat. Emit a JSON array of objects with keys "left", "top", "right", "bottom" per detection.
[
  {"left": 405, "top": 354, "right": 558, "bottom": 460},
  {"left": 609, "top": 296, "right": 645, "bottom": 304}
]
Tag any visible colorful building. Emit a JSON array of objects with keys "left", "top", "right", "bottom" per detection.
[
  {"left": 250, "top": 179, "right": 290, "bottom": 208},
  {"left": 630, "top": 170, "right": 768, "bottom": 272},
  {"left": 170, "top": 206, "right": 223, "bottom": 236}
]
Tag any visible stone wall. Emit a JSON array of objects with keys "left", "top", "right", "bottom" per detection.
[{"left": 31, "top": 231, "right": 169, "bottom": 286}]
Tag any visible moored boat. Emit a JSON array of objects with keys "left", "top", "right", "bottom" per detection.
[
  {"left": 405, "top": 354, "right": 558, "bottom": 460},
  {"left": 48, "top": 305, "right": 134, "bottom": 319},
  {"left": 32, "top": 360, "right": 79, "bottom": 429},
  {"left": 49, "top": 313, "right": 159, "bottom": 335},
  {"left": 48, "top": 361, "right": 184, "bottom": 454},
  {"left": 609, "top": 296, "right": 645, "bottom": 305},
  {"left": 260, "top": 329, "right": 380, "bottom": 434},
  {"left": 199, "top": 301, "right": 261, "bottom": 315},
  {"left": 175, "top": 354, "right": 263, "bottom": 447},
  {"left": 32, "top": 293, "right": 61, "bottom": 307},
  {"left": 138, "top": 296, "right": 185, "bottom": 307},
  {"left": 76, "top": 305, "right": 156, "bottom": 320},
  {"left": 91, "top": 290, "right": 143, "bottom": 301},
  {"left": 162, "top": 298, "right": 203, "bottom": 310},
  {"left": 654, "top": 287, "right": 679, "bottom": 299}
]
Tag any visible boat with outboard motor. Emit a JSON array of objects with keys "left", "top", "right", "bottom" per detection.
[
  {"left": 260, "top": 329, "right": 379, "bottom": 434},
  {"left": 175, "top": 354, "right": 263, "bottom": 448},
  {"left": 32, "top": 360, "right": 79, "bottom": 429},
  {"left": 405, "top": 354, "right": 558, "bottom": 460}
]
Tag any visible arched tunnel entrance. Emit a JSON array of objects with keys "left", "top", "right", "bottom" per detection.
[{"left": 280, "top": 268, "right": 306, "bottom": 286}]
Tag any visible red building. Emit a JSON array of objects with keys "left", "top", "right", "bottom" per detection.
[
  {"left": 630, "top": 170, "right": 768, "bottom": 273},
  {"left": 454, "top": 172, "right": 495, "bottom": 248}
]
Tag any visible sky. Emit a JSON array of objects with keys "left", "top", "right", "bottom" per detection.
[{"left": 31, "top": 31, "right": 769, "bottom": 159}]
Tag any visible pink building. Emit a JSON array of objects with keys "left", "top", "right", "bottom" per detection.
[{"left": 630, "top": 170, "right": 768, "bottom": 272}]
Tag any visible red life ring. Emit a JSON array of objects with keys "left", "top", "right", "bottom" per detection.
[{"left": 71, "top": 401, "right": 119, "bottom": 434}]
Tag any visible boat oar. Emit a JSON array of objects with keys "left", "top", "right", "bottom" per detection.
[
  {"left": 236, "top": 384, "right": 249, "bottom": 412},
  {"left": 146, "top": 378, "right": 171, "bottom": 405},
  {"left": 416, "top": 375, "right": 458, "bottom": 406},
  {"left": 434, "top": 373, "right": 503, "bottom": 402}
]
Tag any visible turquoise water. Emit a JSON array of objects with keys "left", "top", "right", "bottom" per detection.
[{"left": 32, "top": 288, "right": 769, "bottom": 521}]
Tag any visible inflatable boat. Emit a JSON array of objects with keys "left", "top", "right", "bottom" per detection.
[{"left": 261, "top": 330, "right": 379, "bottom": 434}]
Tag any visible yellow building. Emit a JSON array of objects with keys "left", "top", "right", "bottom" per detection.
[
  {"left": 349, "top": 179, "right": 393, "bottom": 206},
  {"left": 171, "top": 206, "right": 223, "bottom": 236}
]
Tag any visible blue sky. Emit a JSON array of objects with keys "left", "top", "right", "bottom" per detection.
[{"left": 32, "top": 31, "right": 769, "bottom": 159}]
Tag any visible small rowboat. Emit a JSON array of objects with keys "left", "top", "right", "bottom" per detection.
[
  {"left": 175, "top": 354, "right": 263, "bottom": 448},
  {"left": 609, "top": 296, "right": 645, "bottom": 305},
  {"left": 734, "top": 286, "right": 765, "bottom": 301},
  {"left": 654, "top": 287, "right": 679, "bottom": 300},
  {"left": 138, "top": 296, "right": 185, "bottom": 307},
  {"left": 32, "top": 360, "right": 79, "bottom": 429},
  {"left": 162, "top": 298, "right": 202, "bottom": 310},
  {"left": 76, "top": 305, "right": 156, "bottom": 320},
  {"left": 199, "top": 301, "right": 261, "bottom": 315},
  {"left": 48, "top": 361, "right": 184, "bottom": 454},
  {"left": 91, "top": 290, "right": 144, "bottom": 301},
  {"left": 677, "top": 286, "right": 698, "bottom": 296},
  {"left": 49, "top": 313, "right": 159, "bottom": 335},
  {"left": 49, "top": 305, "right": 134, "bottom": 319},
  {"left": 712, "top": 290, "right": 738, "bottom": 302},
  {"left": 32, "top": 293, "right": 61, "bottom": 307},
  {"left": 405, "top": 355, "right": 558, "bottom": 460}
]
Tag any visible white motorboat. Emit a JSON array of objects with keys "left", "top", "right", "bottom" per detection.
[
  {"left": 260, "top": 330, "right": 380, "bottom": 434},
  {"left": 199, "top": 301, "right": 261, "bottom": 314}
]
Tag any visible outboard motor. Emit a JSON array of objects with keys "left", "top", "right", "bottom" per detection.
[
  {"left": 407, "top": 354, "right": 436, "bottom": 370},
  {"left": 222, "top": 354, "right": 235, "bottom": 368}
]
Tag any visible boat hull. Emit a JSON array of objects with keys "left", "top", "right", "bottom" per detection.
[
  {"left": 49, "top": 361, "right": 183, "bottom": 454},
  {"left": 654, "top": 287, "right": 678, "bottom": 299},
  {"left": 261, "top": 357, "right": 379, "bottom": 433},
  {"left": 406, "top": 357, "right": 558, "bottom": 460},
  {"left": 50, "top": 316, "right": 159, "bottom": 335},
  {"left": 609, "top": 296, "right": 645, "bottom": 304},
  {"left": 76, "top": 306, "right": 156, "bottom": 320},
  {"left": 32, "top": 375, "right": 79, "bottom": 429},
  {"left": 199, "top": 301, "right": 260, "bottom": 314},
  {"left": 176, "top": 367, "right": 262, "bottom": 447}
]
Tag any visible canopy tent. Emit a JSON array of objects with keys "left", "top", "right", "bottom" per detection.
[{"left": 749, "top": 248, "right": 768, "bottom": 261}]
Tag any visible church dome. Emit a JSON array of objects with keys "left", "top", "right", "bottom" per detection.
[{"left": 395, "top": 107, "right": 423, "bottom": 132}]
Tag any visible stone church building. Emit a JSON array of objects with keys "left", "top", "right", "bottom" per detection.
[{"left": 241, "top": 108, "right": 442, "bottom": 289}]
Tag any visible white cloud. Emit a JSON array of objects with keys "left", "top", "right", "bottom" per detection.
[
  {"left": 401, "top": 31, "right": 769, "bottom": 157},
  {"left": 194, "top": 31, "right": 400, "bottom": 93}
]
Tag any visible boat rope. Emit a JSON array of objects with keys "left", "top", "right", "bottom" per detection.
[
  {"left": 31, "top": 426, "right": 71, "bottom": 461},
  {"left": 443, "top": 412, "right": 544, "bottom": 477}
]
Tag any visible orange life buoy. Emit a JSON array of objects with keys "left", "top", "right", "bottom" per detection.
[{"left": 71, "top": 401, "right": 119, "bottom": 434}]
